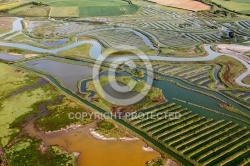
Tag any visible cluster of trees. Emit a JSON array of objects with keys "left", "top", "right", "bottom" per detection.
[{"left": 31, "top": 1, "right": 49, "bottom": 6}]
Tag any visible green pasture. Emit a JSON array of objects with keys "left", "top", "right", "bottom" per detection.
[
  {"left": 8, "top": 4, "right": 33, "bottom": 13},
  {"left": 23, "top": 0, "right": 129, "bottom": 7},
  {"left": 49, "top": 5, "right": 139, "bottom": 17},
  {"left": 50, "top": 6, "right": 79, "bottom": 17},
  {"left": 79, "top": 5, "right": 139, "bottom": 17},
  {"left": 18, "top": 0, "right": 139, "bottom": 17},
  {"left": 211, "top": 0, "right": 250, "bottom": 14},
  {"left": 8, "top": 4, "right": 50, "bottom": 17}
]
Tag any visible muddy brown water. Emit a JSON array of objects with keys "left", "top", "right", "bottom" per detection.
[
  {"left": 23, "top": 122, "right": 160, "bottom": 166},
  {"left": 13, "top": 78, "right": 159, "bottom": 166}
]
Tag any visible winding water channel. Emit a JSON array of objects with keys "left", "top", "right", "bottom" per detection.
[
  {"left": 21, "top": 57, "right": 250, "bottom": 127},
  {"left": 1, "top": 17, "right": 250, "bottom": 166},
  {"left": 0, "top": 17, "right": 23, "bottom": 38},
  {"left": 0, "top": 17, "right": 249, "bottom": 87},
  {"left": 14, "top": 64, "right": 195, "bottom": 165}
]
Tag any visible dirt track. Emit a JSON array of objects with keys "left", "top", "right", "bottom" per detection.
[{"left": 148, "top": 0, "right": 211, "bottom": 11}]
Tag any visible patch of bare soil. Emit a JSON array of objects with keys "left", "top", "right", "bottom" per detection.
[
  {"left": 0, "top": 17, "right": 15, "bottom": 32},
  {"left": 148, "top": 0, "right": 211, "bottom": 11}
]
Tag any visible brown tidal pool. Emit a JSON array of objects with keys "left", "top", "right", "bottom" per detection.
[{"left": 24, "top": 122, "right": 160, "bottom": 166}]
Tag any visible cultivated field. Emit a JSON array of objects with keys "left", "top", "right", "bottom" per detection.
[
  {"left": 126, "top": 102, "right": 250, "bottom": 166},
  {"left": 22, "top": 0, "right": 129, "bottom": 6},
  {"left": 147, "top": 0, "right": 211, "bottom": 11},
  {"left": 18, "top": 0, "right": 139, "bottom": 17},
  {"left": 0, "top": 1, "right": 22, "bottom": 11},
  {"left": 26, "top": 20, "right": 96, "bottom": 37},
  {"left": 8, "top": 4, "right": 50, "bottom": 17},
  {"left": 153, "top": 64, "right": 216, "bottom": 88},
  {"left": 79, "top": 5, "right": 139, "bottom": 17},
  {"left": 86, "top": 29, "right": 150, "bottom": 48},
  {"left": 50, "top": 6, "right": 79, "bottom": 17},
  {"left": 223, "top": 90, "right": 250, "bottom": 105},
  {"left": 153, "top": 55, "right": 248, "bottom": 89}
]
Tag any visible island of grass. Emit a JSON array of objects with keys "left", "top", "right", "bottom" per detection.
[
  {"left": 58, "top": 44, "right": 92, "bottom": 58},
  {"left": 213, "top": 55, "right": 246, "bottom": 87},
  {"left": 85, "top": 75, "right": 166, "bottom": 113},
  {"left": 102, "top": 47, "right": 158, "bottom": 58},
  {"left": 160, "top": 45, "right": 206, "bottom": 58},
  {"left": 92, "top": 120, "right": 135, "bottom": 139},
  {"left": 103, "top": 49, "right": 138, "bottom": 58},
  {"left": 243, "top": 75, "right": 250, "bottom": 85},
  {"left": 126, "top": 69, "right": 145, "bottom": 79}
]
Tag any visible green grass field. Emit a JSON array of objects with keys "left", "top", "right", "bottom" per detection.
[
  {"left": 211, "top": 0, "right": 250, "bottom": 14},
  {"left": 78, "top": 5, "right": 139, "bottom": 17},
  {"left": 58, "top": 44, "right": 92, "bottom": 57},
  {"left": 12, "top": 5, "right": 50, "bottom": 17},
  {"left": 50, "top": 6, "right": 79, "bottom": 17},
  {"left": 23, "top": 0, "right": 129, "bottom": 7},
  {"left": 8, "top": 4, "right": 33, "bottom": 13},
  {"left": 19, "top": 0, "right": 139, "bottom": 17}
]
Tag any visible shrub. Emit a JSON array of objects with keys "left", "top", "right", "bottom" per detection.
[{"left": 97, "top": 120, "right": 115, "bottom": 130}]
